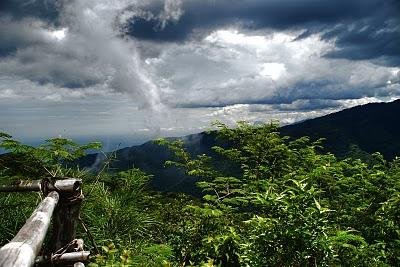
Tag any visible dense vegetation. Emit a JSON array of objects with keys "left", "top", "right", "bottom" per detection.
[{"left": 0, "top": 122, "right": 399, "bottom": 266}]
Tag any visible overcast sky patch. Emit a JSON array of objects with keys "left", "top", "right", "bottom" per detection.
[{"left": 0, "top": 0, "right": 399, "bottom": 145}]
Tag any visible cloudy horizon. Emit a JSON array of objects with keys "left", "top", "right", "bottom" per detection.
[{"left": 0, "top": 0, "right": 399, "bottom": 148}]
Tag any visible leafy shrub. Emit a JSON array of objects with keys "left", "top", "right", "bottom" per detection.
[{"left": 157, "top": 121, "right": 400, "bottom": 266}]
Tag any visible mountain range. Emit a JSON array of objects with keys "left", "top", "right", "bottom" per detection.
[{"left": 78, "top": 99, "right": 400, "bottom": 194}]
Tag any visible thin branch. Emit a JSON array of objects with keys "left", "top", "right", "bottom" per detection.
[{"left": 78, "top": 217, "right": 100, "bottom": 255}]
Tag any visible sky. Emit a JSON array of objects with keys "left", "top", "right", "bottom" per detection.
[{"left": 0, "top": 0, "right": 399, "bottom": 149}]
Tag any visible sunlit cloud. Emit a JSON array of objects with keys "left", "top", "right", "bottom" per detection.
[
  {"left": 0, "top": 0, "right": 399, "bottom": 143},
  {"left": 48, "top": 28, "right": 68, "bottom": 41}
]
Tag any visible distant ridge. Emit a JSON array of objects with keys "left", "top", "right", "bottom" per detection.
[
  {"left": 78, "top": 99, "right": 400, "bottom": 194},
  {"left": 281, "top": 99, "right": 400, "bottom": 159}
]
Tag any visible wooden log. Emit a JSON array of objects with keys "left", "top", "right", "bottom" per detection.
[
  {"left": 0, "top": 180, "right": 41, "bottom": 192},
  {"left": 0, "top": 178, "right": 81, "bottom": 193},
  {"left": 49, "top": 187, "right": 84, "bottom": 252},
  {"left": 52, "top": 179, "right": 81, "bottom": 192},
  {"left": 0, "top": 191, "right": 59, "bottom": 267},
  {"left": 55, "top": 251, "right": 90, "bottom": 262},
  {"left": 35, "top": 251, "right": 90, "bottom": 264}
]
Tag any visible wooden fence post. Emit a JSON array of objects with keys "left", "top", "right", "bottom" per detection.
[
  {"left": 49, "top": 179, "right": 84, "bottom": 252},
  {"left": 0, "top": 178, "right": 89, "bottom": 266}
]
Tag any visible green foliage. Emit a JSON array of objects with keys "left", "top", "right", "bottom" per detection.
[
  {"left": 81, "top": 168, "right": 158, "bottom": 242},
  {"left": 0, "top": 132, "right": 101, "bottom": 178},
  {"left": 1, "top": 123, "right": 400, "bottom": 266},
  {"left": 157, "top": 121, "right": 400, "bottom": 266},
  {"left": 0, "top": 190, "right": 40, "bottom": 244},
  {"left": 0, "top": 133, "right": 102, "bottom": 245},
  {"left": 0, "top": 133, "right": 172, "bottom": 266},
  {"left": 89, "top": 243, "right": 173, "bottom": 267}
]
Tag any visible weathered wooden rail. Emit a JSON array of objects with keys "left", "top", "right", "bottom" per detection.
[{"left": 0, "top": 178, "right": 90, "bottom": 267}]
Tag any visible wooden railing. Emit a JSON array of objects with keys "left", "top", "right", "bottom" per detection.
[{"left": 0, "top": 178, "right": 90, "bottom": 267}]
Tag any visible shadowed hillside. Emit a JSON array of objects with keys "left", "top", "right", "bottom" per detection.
[
  {"left": 77, "top": 99, "right": 400, "bottom": 194},
  {"left": 77, "top": 132, "right": 222, "bottom": 195},
  {"left": 280, "top": 99, "right": 400, "bottom": 159}
]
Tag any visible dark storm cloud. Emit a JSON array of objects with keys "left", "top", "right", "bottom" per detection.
[
  {"left": 127, "top": 0, "right": 380, "bottom": 40},
  {"left": 127, "top": 0, "right": 399, "bottom": 66},
  {"left": 1, "top": 0, "right": 398, "bottom": 65},
  {"left": 0, "top": 0, "right": 60, "bottom": 22},
  {"left": 0, "top": 17, "right": 49, "bottom": 57},
  {"left": 0, "top": 0, "right": 61, "bottom": 57},
  {"left": 323, "top": 18, "right": 400, "bottom": 66}
]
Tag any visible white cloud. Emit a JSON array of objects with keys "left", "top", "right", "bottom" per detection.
[
  {"left": 158, "top": 0, "right": 184, "bottom": 29},
  {"left": 48, "top": 28, "right": 68, "bottom": 41},
  {"left": 261, "top": 63, "right": 286, "bottom": 81},
  {"left": 144, "top": 29, "right": 399, "bottom": 107},
  {"left": 0, "top": 0, "right": 165, "bottom": 110},
  {"left": 1, "top": 1, "right": 400, "bottom": 143}
]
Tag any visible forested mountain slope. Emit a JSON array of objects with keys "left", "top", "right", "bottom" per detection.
[
  {"left": 280, "top": 99, "right": 400, "bottom": 159},
  {"left": 78, "top": 99, "right": 400, "bottom": 193}
]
